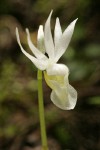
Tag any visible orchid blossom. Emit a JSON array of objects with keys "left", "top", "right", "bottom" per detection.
[{"left": 16, "top": 11, "right": 77, "bottom": 110}]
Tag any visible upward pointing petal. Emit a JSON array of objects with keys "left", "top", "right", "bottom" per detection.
[
  {"left": 55, "top": 18, "right": 78, "bottom": 62},
  {"left": 16, "top": 28, "right": 48, "bottom": 70},
  {"left": 54, "top": 17, "right": 62, "bottom": 50},
  {"left": 26, "top": 28, "right": 47, "bottom": 60},
  {"left": 37, "top": 25, "right": 45, "bottom": 54},
  {"left": 44, "top": 10, "right": 55, "bottom": 59}
]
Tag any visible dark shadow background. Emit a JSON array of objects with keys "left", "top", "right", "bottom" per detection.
[{"left": 0, "top": 0, "right": 100, "bottom": 150}]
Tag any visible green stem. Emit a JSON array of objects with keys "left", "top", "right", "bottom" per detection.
[{"left": 37, "top": 69, "right": 48, "bottom": 150}]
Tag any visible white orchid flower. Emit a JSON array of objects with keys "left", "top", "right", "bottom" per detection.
[{"left": 16, "top": 10, "right": 77, "bottom": 110}]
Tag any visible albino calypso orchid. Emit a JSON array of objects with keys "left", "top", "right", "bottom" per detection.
[{"left": 16, "top": 10, "right": 78, "bottom": 110}]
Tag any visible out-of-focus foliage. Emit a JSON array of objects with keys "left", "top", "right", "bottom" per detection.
[{"left": 0, "top": 0, "right": 100, "bottom": 150}]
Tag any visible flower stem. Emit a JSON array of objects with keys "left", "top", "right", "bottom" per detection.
[{"left": 37, "top": 69, "right": 48, "bottom": 150}]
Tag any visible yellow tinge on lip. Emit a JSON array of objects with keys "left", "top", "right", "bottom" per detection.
[{"left": 44, "top": 71, "right": 65, "bottom": 90}]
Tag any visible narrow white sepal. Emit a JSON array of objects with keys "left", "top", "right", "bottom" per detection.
[
  {"left": 16, "top": 27, "right": 48, "bottom": 70},
  {"left": 44, "top": 10, "right": 55, "bottom": 59},
  {"left": 54, "top": 17, "right": 62, "bottom": 52},
  {"left": 37, "top": 25, "right": 45, "bottom": 54}
]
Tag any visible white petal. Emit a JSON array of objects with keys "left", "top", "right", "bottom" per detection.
[
  {"left": 44, "top": 10, "right": 55, "bottom": 59},
  {"left": 37, "top": 25, "right": 45, "bottom": 54},
  {"left": 51, "top": 85, "right": 77, "bottom": 110},
  {"left": 47, "top": 63, "right": 69, "bottom": 76},
  {"left": 26, "top": 28, "right": 47, "bottom": 60},
  {"left": 54, "top": 18, "right": 62, "bottom": 51},
  {"left": 55, "top": 19, "right": 78, "bottom": 62},
  {"left": 51, "top": 89, "right": 69, "bottom": 110},
  {"left": 50, "top": 81, "right": 77, "bottom": 110},
  {"left": 16, "top": 28, "right": 48, "bottom": 70}
]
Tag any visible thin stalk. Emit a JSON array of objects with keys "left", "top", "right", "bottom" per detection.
[{"left": 37, "top": 69, "right": 48, "bottom": 150}]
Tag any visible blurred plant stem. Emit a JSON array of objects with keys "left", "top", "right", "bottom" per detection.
[{"left": 37, "top": 70, "right": 48, "bottom": 150}]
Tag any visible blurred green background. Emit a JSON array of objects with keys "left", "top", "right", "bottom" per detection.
[{"left": 0, "top": 0, "right": 100, "bottom": 150}]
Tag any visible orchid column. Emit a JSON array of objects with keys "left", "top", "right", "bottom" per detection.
[{"left": 16, "top": 10, "right": 77, "bottom": 149}]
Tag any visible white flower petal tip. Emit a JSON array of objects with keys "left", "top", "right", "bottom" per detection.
[
  {"left": 46, "top": 10, "right": 53, "bottom": 23},
  {"left": 54, "top": 17, "right": 62, "bottom": 49},
  {"left": 37, "top": 25, "right": 45, "bottom": 54},
  {"left": 49, "top": 10, "right": 53, "bottom": 16},
  {"left": 25, "top": 28, "right": 28, "bottom": 33},
  {"left": 66, "top": 18, "right": 78, "bottom": 33},
  {"left": 55, "top": 17, "right": 62, "bottom": 28},
  {"left": 69, "top": 18, "right": 78, "bottom": 28},
  {"left": 38, "top": 25, "right": 44, "bottom": 40},
  {"left": 16, "top": 27, "right": 19, "bottom": 42},
  {"left": 16, "top": 27, "right": 23, "bottom": 48},
  {"left": 44, "top": 10, "right": 54, "bottom": 59},
  {"left": 73, "top": 18, "right": 78, "bottom": 23},
  {"left": 16, "top": 27, "right": 18, "bottom": 34}
]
